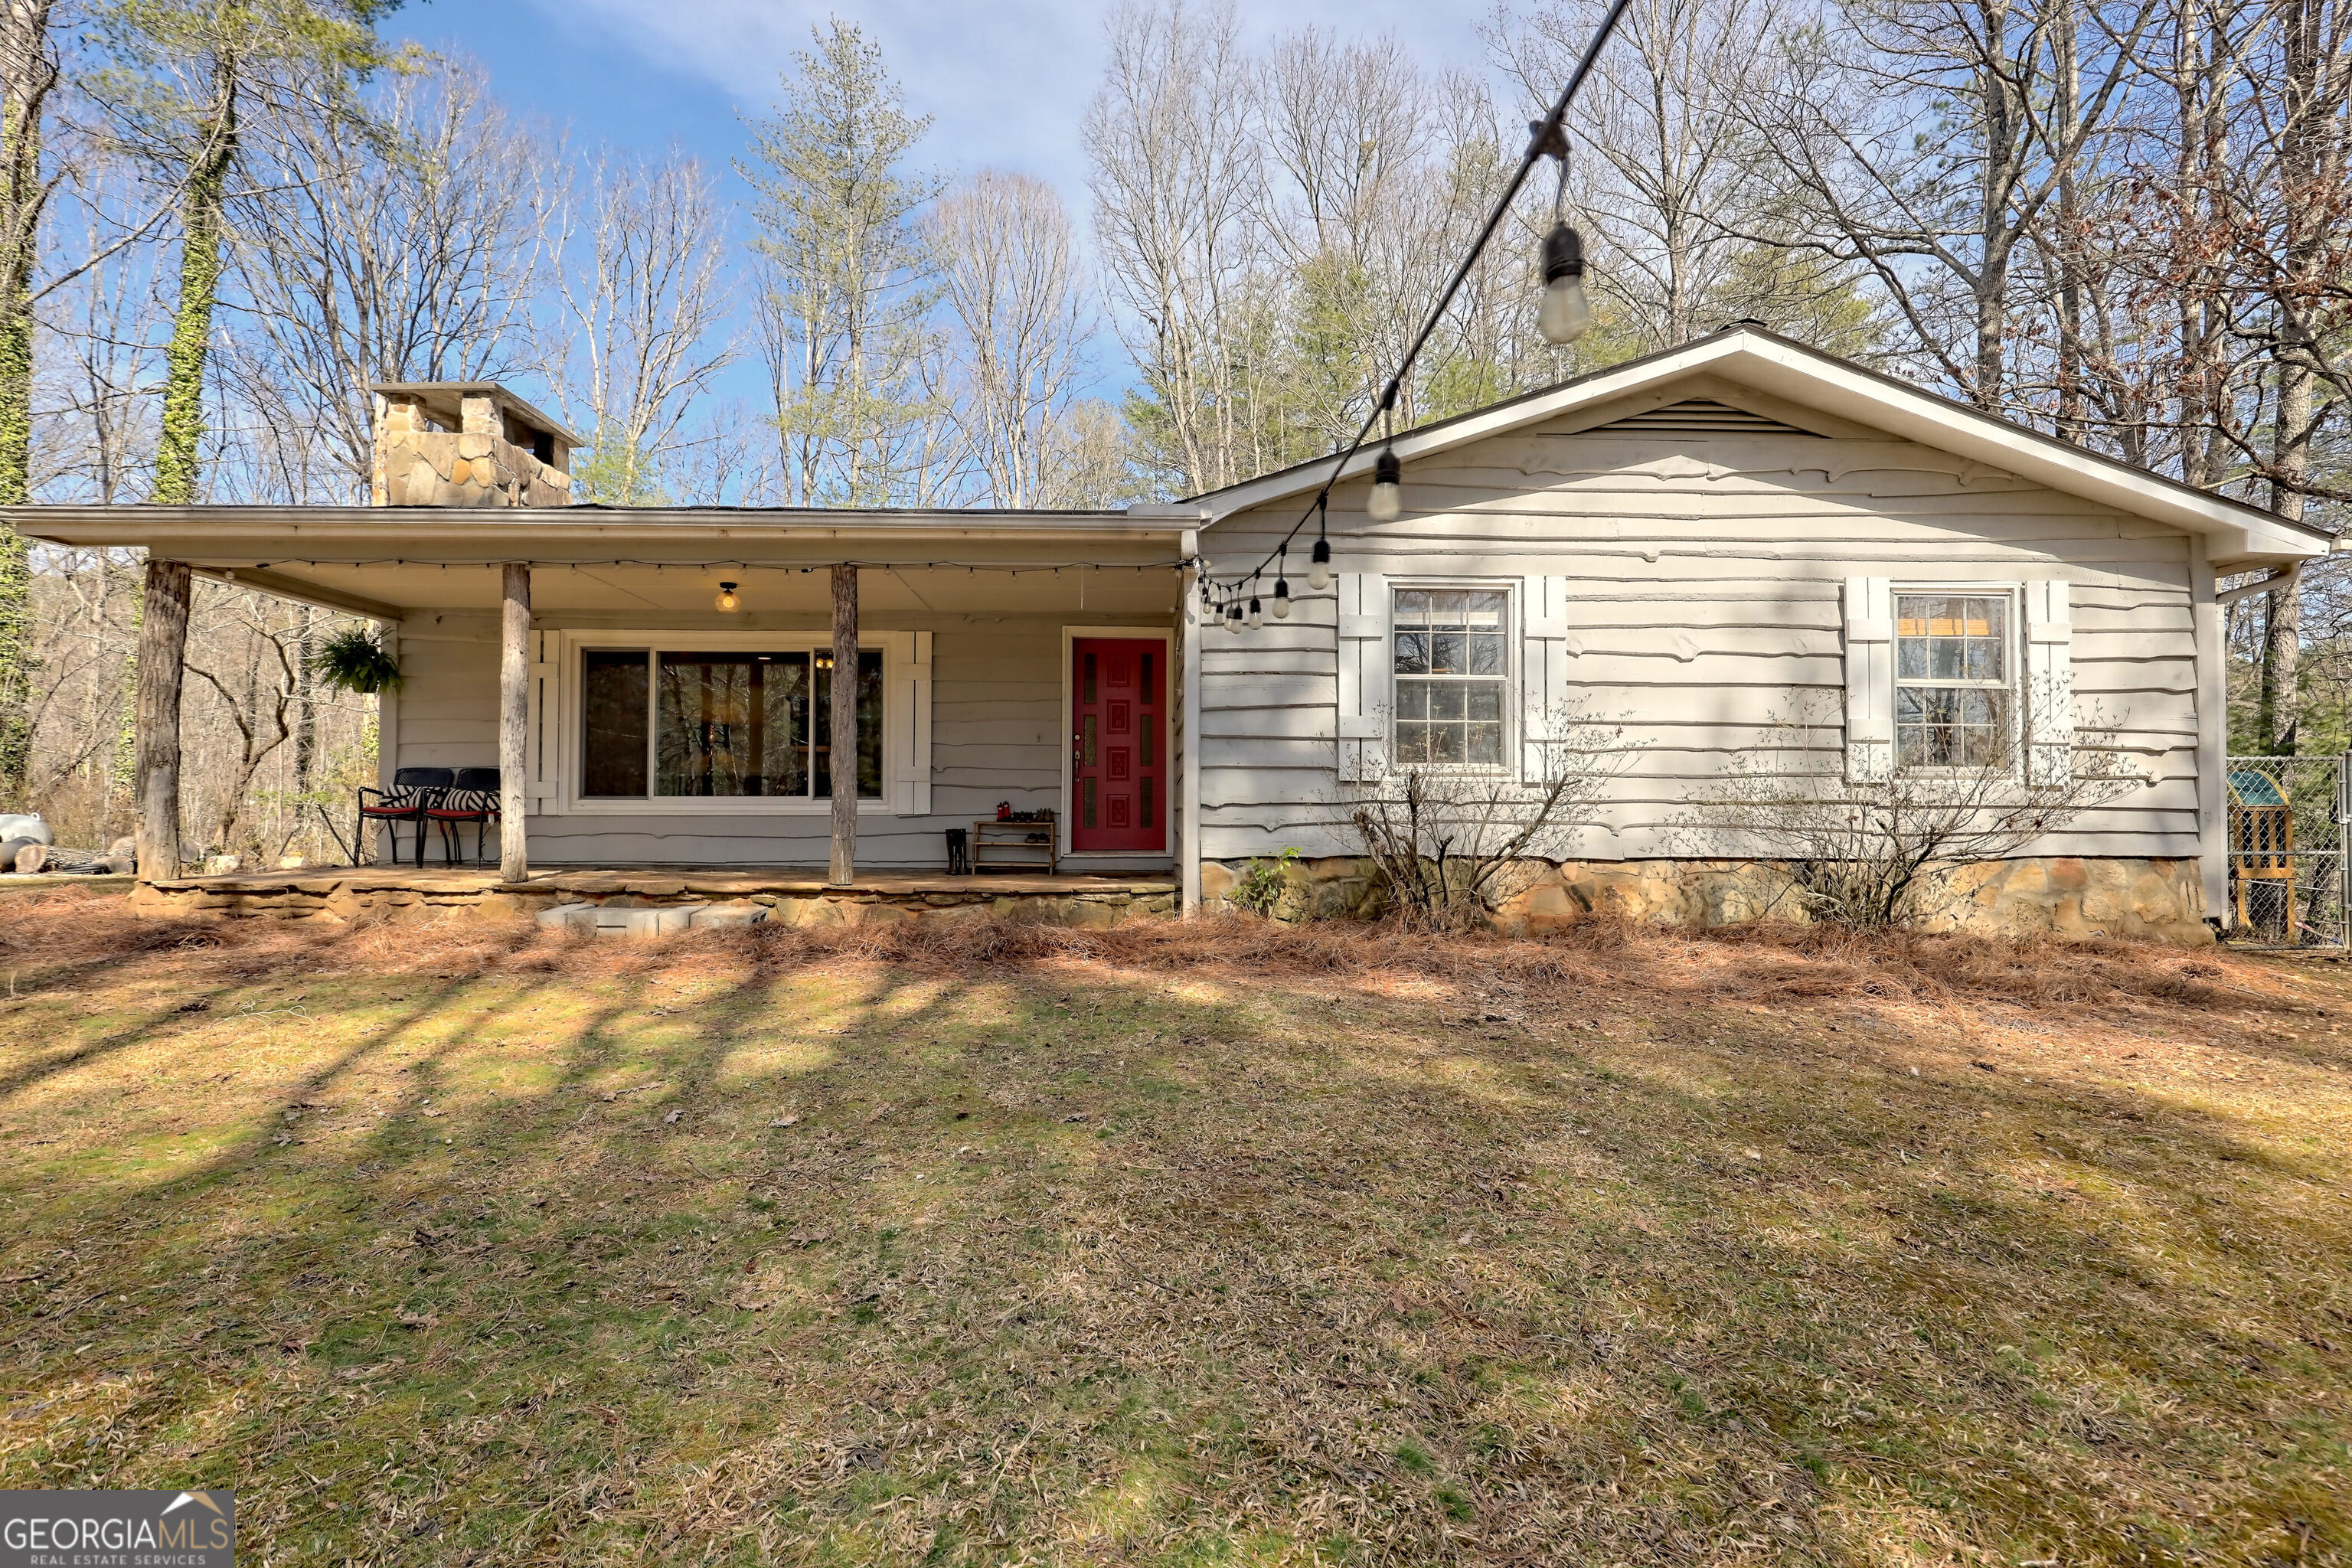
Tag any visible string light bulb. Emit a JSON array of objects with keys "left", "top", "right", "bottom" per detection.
[
  {"left": 1246, "top": 590, "right": 1263, "bottom": 629},
  {"left": 1539, "top": 222, "right": 1592, "bottom": 345},
  {"left": 1368, "top": 446, "right": 1403, "bottom": 521},
  {"left": 714, "top": 580, "right": 740, "bottom": 612},
  {"left": 1272, "top": 576, "right": 1291, "bottom": 618},
  {"left": 1225, "top": 597, "right": 1245, "bottom": 632}
]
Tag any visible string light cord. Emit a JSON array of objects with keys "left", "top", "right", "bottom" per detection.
[{"left": 1204, "top": 0, "right": 1633, "bottom": 609}]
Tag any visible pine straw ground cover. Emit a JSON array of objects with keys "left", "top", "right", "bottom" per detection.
[{"left": 0, "top": 887, "right": 2347, "bottom": 1568}]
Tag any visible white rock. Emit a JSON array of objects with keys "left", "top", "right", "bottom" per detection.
[{"left": 689, "top": 902, "right": 769, "bottom": 928}]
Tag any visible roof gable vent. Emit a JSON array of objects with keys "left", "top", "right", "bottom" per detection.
[{"left": 1579, "top": 398, "right": 1821, "bottom": 439}]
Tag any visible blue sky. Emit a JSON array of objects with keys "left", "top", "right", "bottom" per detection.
[
  {"left": 391, "top": 0, "right": 1506, "bottom": 224},
  {"left": 385, "top": 1, "right": 1514, "bottom": 428}
]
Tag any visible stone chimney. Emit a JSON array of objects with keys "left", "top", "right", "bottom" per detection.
[{"left": 371, "top": 382, "right": 580, "bottom": 508}]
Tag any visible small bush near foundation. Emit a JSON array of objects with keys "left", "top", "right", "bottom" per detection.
[{"left": 1232, "top": 848, "right": 1299, "bottom": 917}]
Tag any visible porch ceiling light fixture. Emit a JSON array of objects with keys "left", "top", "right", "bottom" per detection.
[{"left": 714, "top": 580, "right": 740, "bottom": 612}]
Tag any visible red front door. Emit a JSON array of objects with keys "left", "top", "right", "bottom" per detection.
[{"left": 1070, "top": 637, "right": 1165, "bottom": 853}]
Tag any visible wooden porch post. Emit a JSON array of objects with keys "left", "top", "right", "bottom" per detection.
[
  {"left": 133, "top": 558, "right": 192, "bottom": 882},
  {"left": 830, "top": 564, "right": 858, "bottom": 885},
  {"left": 500, "top": 563, "right": 530, "bottom": 884}
]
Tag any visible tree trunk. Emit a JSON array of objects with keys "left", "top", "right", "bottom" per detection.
[
  {"left": 151, "top": 55, "right": 236, "bottom": 506},
  {"left": 829, "top": 562, "right": 857, "bottom": 885},
  {"left": 500, "top": 563, "right": 529, "bottom": 883},
  {"left": 133, "top": 559, "right": 191, "bottom": 880},
  {"left": 0, "top": 0, "right": 57, "bottom": 804}
]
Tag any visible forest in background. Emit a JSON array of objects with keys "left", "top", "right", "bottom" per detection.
[{"left": 0, "top": 0, "right": 2343, "bottom": 864}]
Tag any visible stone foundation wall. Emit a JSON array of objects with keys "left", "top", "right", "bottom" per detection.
[
  {"left": 1200, "top": 854, "right": 2212, "bottom": 945},
  {"left": 127, "top": 879, "right": 1174, "bottom": 930}
]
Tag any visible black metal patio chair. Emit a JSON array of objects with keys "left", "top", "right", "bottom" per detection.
[
  {"left": 354, "top": 767, "right": 453, "bottom": 867},
  {"left": 425, "top": 767, "right": 501, "bottom": 867}
]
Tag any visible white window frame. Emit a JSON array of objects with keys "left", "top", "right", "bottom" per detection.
[
  {"left": 544, "top": 626, "right": 915, "bottom": 816},
  {"left": 1890, "top": 583, "right": 2024, "bottom": 777},
  {"left": 1387, "top": 578, "right": 1520, "bottom": 775}
]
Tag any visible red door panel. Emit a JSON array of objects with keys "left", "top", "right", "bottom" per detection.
[{"left": 1071, "top": 637, "right": 1165, "bottom": 853}]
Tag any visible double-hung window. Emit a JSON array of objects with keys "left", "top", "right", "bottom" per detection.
[
  {"left": 1393, "top": 588, "right": 1508, "bottom": 766},
  {"left": 1894, "top": 593, "right": 2014, "bottom": 770},
  {"left": 579, "top": 646, "right": 883, "bottom": 800}
]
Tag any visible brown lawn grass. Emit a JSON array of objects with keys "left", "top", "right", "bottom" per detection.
[{"left": 0, "top": 884, "right": 2346, "bottom": 1566}]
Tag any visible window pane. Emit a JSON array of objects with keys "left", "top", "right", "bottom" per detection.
[
  {"left": 1430, "top": 683, "right": 1465, "bottom": 721},
  {"left": 1469, "top": 634, "right": 1504, "bottom": 675},
  {"left": 1468, "top": 681, "right": 1502, "bottom": 721},
  {"left": 658, "top": 653, "right": 769, "bottom": 797},
  {"left": 1431, "top": 631, "right": 1464, "bottom": 673},
  {"left": 813, "top": 648, "right": 886, "bottom": 800},
  {"left": 1395, "top": 631, "right": 1430, "bottom": 675},
  {"left": 765, "top": 653, "right": 810, "bottom": 796},
  {"left": 1396, "top": 722, "right": 1430, "bottom": 763},
  {"left": 1431, "top": 723, "right": 1465, "bottom": 763},
  {"left": 1395, "top": 681, "right": 1429, "bottom": 720},
  {"left": 1468, "top": 720, "right": 1503, "bottom": 766},
  {"left": 582, "top": 651, "right": 649, "bottom": 797}
]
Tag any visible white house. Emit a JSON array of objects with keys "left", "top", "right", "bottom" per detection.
[{"left": 18, "top": 328, "right": 2330, "bottom": 938}]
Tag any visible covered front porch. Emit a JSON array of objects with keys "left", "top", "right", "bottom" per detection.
[{"left": 22, "top": 495, "right": 1210, "bottom": 916}]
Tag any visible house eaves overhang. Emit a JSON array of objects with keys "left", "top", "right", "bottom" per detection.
[
  {"left": 6, "top": 503, "right": 1188, "bottom": 554},
  {"left": 1189, "top": 328, "right": 2333, "bottom": 570},
  {"left": 4, "top": 505, "right": 1199, "bottom": 622}
]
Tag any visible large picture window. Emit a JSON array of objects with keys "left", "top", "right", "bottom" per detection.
[
  {"left": 1393, "top": 587, "right": 1508, "bottom": 766},
  {"left": 580, "top": 646, "right": 882, "bottom": 799},
  {"left": 1895, "top": 593, "right": 2014, "bottom": 769}
]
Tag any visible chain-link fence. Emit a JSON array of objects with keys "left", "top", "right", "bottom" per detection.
[{"left": 2226, "top": 755, "right": 2350, "bottom": 949}]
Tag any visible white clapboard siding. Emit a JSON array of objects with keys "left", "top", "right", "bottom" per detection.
[
  {"left": 1197, "top": 420, "right": 2203, "bottom": 863},
  {"left": 2026, "top": 580, "right": 2075, "bottom": 785},
  {"left": 1335, "top": 573, "right": 1389, "bottom": 782}
]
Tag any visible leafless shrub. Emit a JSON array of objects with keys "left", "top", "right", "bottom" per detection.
[
  {"left": 1686, "top": 707, "right": 2145, "bottom": 929},
  {"left": 1347, "top": 710, "right": 1625, "bottom": 929}
]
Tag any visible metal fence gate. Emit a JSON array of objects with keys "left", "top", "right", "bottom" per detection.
[{"left": 2226, "top": 754, "right": 2350, "bottom": 949}]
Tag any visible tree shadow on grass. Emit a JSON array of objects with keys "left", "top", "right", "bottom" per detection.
[{"left": 0, "top": 904, "right": 2346, "bottom": 1566}]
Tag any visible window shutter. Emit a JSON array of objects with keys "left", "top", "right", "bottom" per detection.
[
  {"left": 527, "top": 630, "right": 557, "bottom": 805},
  {"left": 894, "top": 631, "right": 933, "bottom": 815},
  {"left": 1522, "top": 577, "right": 1570, "bottom": 782},
  {"left": 1843, "top": 576, "right": 1893, "bottom": 783},
  {"left": 2026, "top": 580, "right": 2074, "bottom": 785},
  {"left": 1336, "top": 572, "right": 1389, "bottom": 782}
]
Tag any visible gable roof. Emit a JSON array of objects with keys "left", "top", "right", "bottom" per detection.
[{"left": 1191, "top": 325, "right": 2332, "bottom": 569}]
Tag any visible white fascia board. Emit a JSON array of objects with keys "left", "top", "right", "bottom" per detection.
[
  {"left": 1192, "top": 332, "right": 2330, "bottom": 564},
  {"left": 7, "top": 506, "right": 1183, "bottom": 554}
]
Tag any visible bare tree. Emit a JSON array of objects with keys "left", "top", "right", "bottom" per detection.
[
  {"left": 927, "top": 170, "right": 1096, "bottom": 507},
  {"left": 225, "top": 54, "right": 553, "bottom": 504},
  {"left": 1085, "top": 0, "right": 1265, "bottom": 493},
  {"left": 1491, "top": 0, "right": 1802, "bottom": 351},
  {"left": 543, "top": 146, "right": 736, "bottom": 505}
]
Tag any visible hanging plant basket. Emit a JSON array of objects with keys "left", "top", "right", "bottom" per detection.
[{"left": 313, "top": 627, "right": 403, "bottom": 695}]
